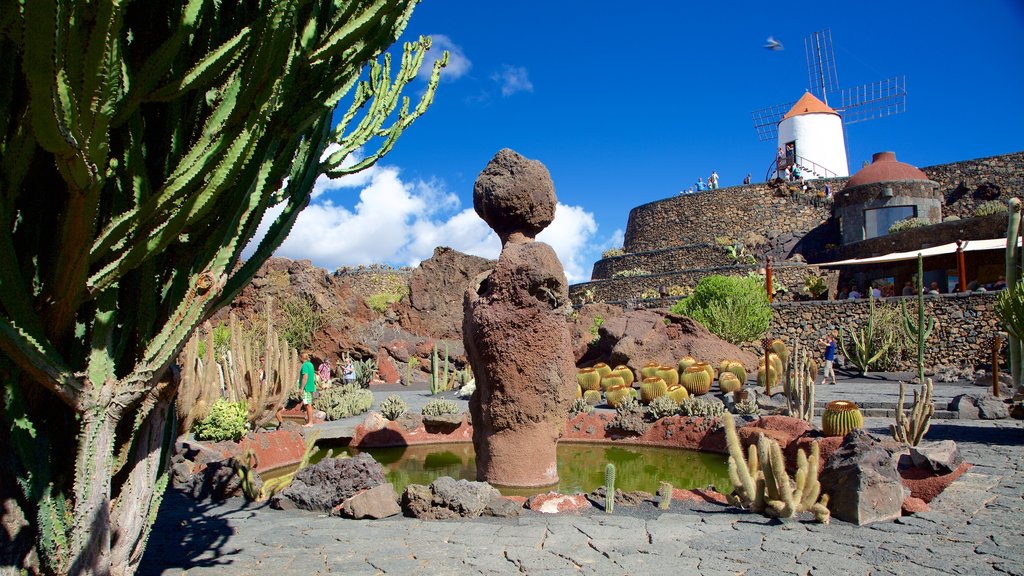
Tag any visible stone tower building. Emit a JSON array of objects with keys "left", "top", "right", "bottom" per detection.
[{"left": 777, "top": 92, "right": 850, "bottom": 179}]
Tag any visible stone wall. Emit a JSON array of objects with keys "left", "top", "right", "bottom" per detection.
[
  {"left": 622, "top": 182, "right": 837, "bottom": 255},
  {"left": 769, "top": 292, "right": 1001, "bottom": 370},
  {"left": 570, "top": 263, "right": 839, "bottom": 305},
  {"left": 922, "top": 151, "right": 1024, "bottom": 219},
  {"left": 592, "top": 243, "right": 734, "bottom": 279},
  {"left": 828, "top": 213, "right": 1006, "bottom": 261}
]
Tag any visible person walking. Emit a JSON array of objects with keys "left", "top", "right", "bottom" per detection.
[
  {"left": 298, "top": 351, "right": 316, "bottom": 427},
  {"left": 819, "top": 334, "right": 838, "bottom": 385}
]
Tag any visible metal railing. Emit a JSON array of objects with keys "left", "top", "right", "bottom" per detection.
[{"left": 764, "top": 155, "right": 838, "bottom": 182}]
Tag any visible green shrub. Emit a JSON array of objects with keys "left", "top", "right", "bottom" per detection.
[
  {"left": 192, "top": 399, "right": 249, "bottom": 442},
  {"left": 589, "top": 314, "right": 605, "bottom": 341},
  {"left": 379, "top": 394, "right": 408, "bottom": 420},
  {"left": 803, "top": 274, "right": 827, "bottom": 298},
  {"left": 313, "top": 386, "right": 373, "bottom": 421},
  {"left": 367, "top": 284, "right": 410, "bottom": 313},
  {"left": 975, "top": 200, "right": 1008, "bottom": 218},
  {"left": 602, "top": 247, "right": 626, "bottom": 258},
  {"left": 422, "top": 399, "right": 460, "bottom": 417},
  {"left": 670, "top": 275, "right": 770, "bottom": 344},
  {"left": 888, "top": 217, "right": 926, "bottom": 234},
  {"left": 613, "top": 267, "right": 650, "bottom": 278}
]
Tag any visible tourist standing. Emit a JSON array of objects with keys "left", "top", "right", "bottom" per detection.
[
  {"left": 696, "top": 177, "right": 706, "bottom": 191},
  {"left": 298, "top": 351, "right": 316, "bottom": 427},
  {"left": 819, "top": 334, "right": 838, "bottom": 385},
  {"left": 902, "top": 281, "right": 914, "bottom": 296},
  {"left": 709, "top": 171, "right": 719, "bottom": 190},
  {"left": 344, "top": 357, "right": 356, "bottom": 385},
  {"left": 744, "top": 173, "right": 751, "bottom": 185}
]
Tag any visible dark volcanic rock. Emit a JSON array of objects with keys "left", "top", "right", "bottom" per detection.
[
  {"left": 270, "top": 453, "right": 386, "bottom": 512},
  {"left": 465, "top": 149, "right": 576, "bottom": 488},
  {"left": 472, "top": 148, "right": 557, "bottom": 241},
  {"left": 400, "top": 477, "right": 503, "bottom": 520},
  {"left": 401, "top": 247, "right": 494, "bottom": 340},
  {"left": 950, "top": 392, "right": 1009, "bottom": 420},
  {"left": 189, "top": 460, "right": 243, "bottom": 501},
  {"left": 820, "top": 430, "right": 904, "bottom": 525},
  {"left": 908, "top": 440, "right": 963, "bottom": 475}
]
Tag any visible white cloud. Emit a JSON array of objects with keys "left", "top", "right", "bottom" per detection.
[
  {"left": 244, "top": 165, "right": 602, "bottom": 283},
  {"left": 492, "top": 65, "right": 533, "bottom": 96},
  {"left": 418, "top": 34, "right": 471, "bottom": 82}
]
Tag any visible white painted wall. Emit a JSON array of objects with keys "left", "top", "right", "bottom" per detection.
[{"left": 777, "top": 113, "right": 849, "bottom": 179}]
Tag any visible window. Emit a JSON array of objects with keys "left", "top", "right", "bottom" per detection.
[{"left": 863, "top": 205, "right": 916, "bottom": 239}]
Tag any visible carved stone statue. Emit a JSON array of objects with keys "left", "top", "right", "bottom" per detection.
[{"left": 463, "top": 149, "right": 576, "bottom": 487}]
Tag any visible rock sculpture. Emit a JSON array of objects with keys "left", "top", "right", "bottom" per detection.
[{"left": 463, "top": 149, "right": 576, "bottom": 487}]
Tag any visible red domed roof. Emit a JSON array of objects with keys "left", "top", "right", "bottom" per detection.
[
  {"left": 782, "top": 92, "right": 839, "bottom": 120},
  {"left": 846, "top": 151, "right": 930, "bottom": 187}
]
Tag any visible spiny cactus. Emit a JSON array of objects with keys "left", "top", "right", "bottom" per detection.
[
  {"left": 821, "top": 400, "right": 864, "bottom": 437},
  {"left": 678, "top": 356, "right": 698, "bottom": 373},
  {"left": 379, "top": 394, "right": 409, "bottom": 421},
  {"left": 840, "top": 291, "right": 890, "bottom": 374},
  {"left": 783, "top": 340, "right": 816, "bottom": 423},
  {"left": 577, "top": 368, "right": 602, "bottom": 392},
  {"left": 583, "top": 389, "right": 603, "bottom": 406},
  {"left": 655, "top": 366, "right": 680, "bottom": 388},
  {"left": 601, "top": 375, "right": 626, "bottom": 392},
  {"left": 678, "top": 397, "right": 726, "bottom": 418},
  {"left": 657, "top": 481, "right": 673, "bottom": 510},
  {"left": 681, "top": 365, "right": 712, "bottom": 396},
  {"left": 719, "top": 372, "right": 742, "bottom": 394},
  {"left": 422, "top": 398, "right": 460, "bottom": 417},
  {"left": 430, "top": 343, "right": 451, "bottom": 395},
  {"left": 593, "top": 362, "right": 613, "bottom": 379},
  {"left": 605, "top": 463, "right": 617, "bottom": 513},
  {"left": 647, "top": 394, "right": 679, "bottom": 420},
  {"left": 891, "top": 379, "right": 934, "bottom": 446},
  {"left": 666, "top": 384, "right": 690, "bottom": 404},
  {"left": 605, "top": 384, "right": 632, "bottom": 409},
  {"left": 901, "top": 254, "right": 935, "bottom": 384},
  {"left": 569, "top": 398, "right": 593, "bottom": 416},
  {"left": 613, "top": 365, "right": 635, "bottom": 386},
  {"left": 723, "top": 360, "right": 747, "bottom": 384},
  {"left": 770, "top": 339, "right": 790, "bottom": 370},
  {"left": 723, "top": 413, "right": 830, "bottom": 522},
  {"left": 0, "top": 2, "right": 445, "bottom": 571},
  {"left": 641, "top": 362, "right": 662, "bottom": 379},
  {"left": 640, "top": 377, "right": 669, "bottom": 404},
  {"left": 1001, "top": 198, "right": 1024, "bottom": 392}
]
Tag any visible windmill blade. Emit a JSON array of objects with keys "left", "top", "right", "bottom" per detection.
[
  {"left": 805, "top": 29, "right": 839, "bottom": 104},
  {"left": 837, "top": 76, "right": 907, "bottom": 125},
  {"left": 751, "top": 101, "right": 795, "bottom": 142}
]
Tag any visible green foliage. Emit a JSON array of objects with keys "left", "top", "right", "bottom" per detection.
[
  {"left": 725, "top": 242, "right": 757, "bottom": 265},
  {"left": 354, "top": 358, "right": 378, "bottom": 388},
  {"left": 313, "top": 385, "right": 373, "bottom": 421},
  {"left": 647, "top": 395, "right": 679, "bottom": 420},
  {"left": 193, "top": 399, "right": 249, "bottom": 442},
  {"left": 279, "top": 295, "right": 324, "bottom": 352},
  {"left": 657, "top": 481, "right": 673, "bottom": 510},
  {"left": 734, "top": 398, "right": 759, "bottom": 415},
  {"left": 671, "top": 275, "right": 771, "bottom": 344},
  {"left": 840, "top": 293, "right": 905, "bottom": 374},
  {"left": 678, "top": 397, "right": 726, "bottom": 418},
  {"left": 366, "top": 278, "right": 410, "bottom": 313},
  {"left": 589, "top": 314, "right": 605, "bottom": 342},
  {"left": 0, "top": 0, "right": 445, "bottom": 570},
  {"left": 975, "top": 200, "right": 1008, "bottom": 217},
  {"left": 602, "top": 247, "right": 626, "bottom": 258},
  {"left": 803, "top": 274, "right": 828, "bottom": 299},
  {"left": 379, "top": 394, "right": 408, "bottom": 421},
  {"left": 612, "top": 268, "right": 651, "bottom": 278},
  {"left": 422, "top": 398, "right": 460, "bottom": 417},
  {"left": 900, "top": 254, "right": 934, "bottom": 382},
  {"left": 888, "top": 217, "right": 927, "bottom": 234},
  {"left": 569, "top": 398, "right": 593, "bottom": 416},
  {"left": 429, "top": 344, "right": 451, "bottom": 395}
]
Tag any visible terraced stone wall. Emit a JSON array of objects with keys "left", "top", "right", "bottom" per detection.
[
  {"left": 767, "top": 292, "right": 1002, "bottom": 371},
  {"left": 921, "top": 151, "right": 1024, "bottom": 219}
]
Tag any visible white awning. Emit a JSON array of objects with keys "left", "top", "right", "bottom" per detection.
[{"left": 818, "top": 237, "right": 1019, "bottom": 267}]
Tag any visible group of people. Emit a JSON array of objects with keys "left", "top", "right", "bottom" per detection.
[
  {"left": 274, "top": 353, "right": 356, "bottom": 427},
  {"left": 681, "top": 171, "right": 720, "bottom": 195},
  {"left": 839, "top": 275, "right": 1008, "bottom": 300}
]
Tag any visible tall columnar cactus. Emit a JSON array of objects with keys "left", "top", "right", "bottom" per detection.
[
  {"left": 783, "top": 340, "right": 815, "bottom": 423},
  {"left": 657, "top": 481, "right": 673, "bottom": 510},
  {"left": 0, "top": 3, "right": 445, "bottom": 573},
  {"left": 997, "top": 198, "right": 1024, "bottom": 393},
  {"left": 430, "top": 343, "right": 451, "bottom": 395},
  {"left": 604, "top": 463, "right": 616, "bottom": 513},
  {"left": 891, "top": 378, "right": 935, "bottom": 446},
  {"left": 901, "top": 254, "right": 935, "bottom": 384}
]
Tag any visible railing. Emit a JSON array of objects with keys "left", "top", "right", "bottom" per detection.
[{"left": 764, "top": 155, "right": 838, "bottom": 182}]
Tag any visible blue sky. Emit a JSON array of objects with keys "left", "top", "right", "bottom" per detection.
[{"left": 259, "top": 0, "right": 1024, "bottom": 283}]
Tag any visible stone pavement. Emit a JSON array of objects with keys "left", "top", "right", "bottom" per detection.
[{"left": 140, "top": 417, "right": 1024, "bottom": 575}]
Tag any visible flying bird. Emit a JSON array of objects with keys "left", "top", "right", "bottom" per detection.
[{"left": 764, "top": 36, "right": 784, "bottom": 51}]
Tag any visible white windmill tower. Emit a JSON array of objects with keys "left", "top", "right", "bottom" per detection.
[{"left": 751, "top": 29, "right": 907, "bottom": 181}]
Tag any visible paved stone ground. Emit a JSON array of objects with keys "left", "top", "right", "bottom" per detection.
[{"left": 140, "top": 413, "right": 1024, "bottom": 575}]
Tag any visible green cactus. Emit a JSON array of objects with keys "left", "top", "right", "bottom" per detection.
[
  {"left": 605, "top": 463, "right": 616, "bottom": 513},
  {"left": 613, "top": 365, "right": 635, "bottom": 386},
  {"left": 657, "top": 481, "right": 673, "bottom": 510},
  {"left": 0, "top": 2, "right": 445, "bottom": 571},
  {"left": 639, "top": 377, "right": 669, "bottom": 404},
  {"left": 601, "top": 374, "right": 626, "bottom": 392},
  {"left": 821, "top": 400, "right": 864, "bottom": 437},
  {"left": 640, "top": 362, "right": 662, "bottom": 379},
  {"left": 840, "top": 291, "right": 890, "bottom": 374},
  {"left": 782, "top": 340, "right": 815, "bottom": 423},
  {"left": 430, "top": 343, "right": 451, "bottom": 395},
  {"left": 592, "top": 362, "right": 613, "bottom": 379},
  {"left": 1002, "top": 198, "right": 1024, "bottom": 392},
  {"left": 605, "top": 385, "right": 632, "bottom": 409},
  {"left": 583, "top": 389, "right": 603, "bottom": 406},
  {"left": 681, "top": 365, "right": 712, "bottom": 396},
  {"left": 577, "top": 368, "right": 602, "bottom": 392},
  {"left": 891, "top": 378, "right": 934, "bottom": 446},
  {"left": 723, "top": 360, "right": 747, "bottom": 384},
  {"left": 678, "top": 356, "right": 698, "bottom": 373},
  {"left": 379, "top": 394, "right": 409, "bottom": 421},
  {"left": 655, "top": 366, "right": 680, "bottom": 388},
  {"left": 900, "top": 254, "right": 935, "bottom": 384},
  {"left": 666, "top": 384, "right": 690, "bottom": 404},
  {"left": 718, "top": 372, "right": 742, "bottom": 394},
  {"left": 770, "top": 338, "right": 790, "bottom": 370}
]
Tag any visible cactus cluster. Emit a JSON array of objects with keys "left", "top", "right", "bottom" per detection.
[
  {"left": 430, "top": 344, "right": 452, "bottom": 395},
  {"left": 678, "top": 397, "right": 726, "bottom": 418},
  {"left": 723, "top": 413, "right": 830, "bottom": 522},
  {"left": 605, "top": 463, "right": 617, "bottom": 513},
  {"left": 422, "top": 398, "right": 460, "bottom": 417},
  {"left": 891, "top": 379, "right": 934, "bottom": 446},
  {"left": 640, "top": 377, "right": 669, "bottom": 404},
  {"left": 379, "top": 394, "right": 409, "bottom": 421},
  {"left": 782, "top": 340, "right": 816, "bottom": 423},
  {"left": 569, "top": 398, "right": 594, "bottom": 416},
  {"left": 314, "top": 387, "right": 374, "bottom": 421},
  {"left": 681, "top": 365, "right": 713, "bottom": 396},
  {"left": 647, "top": 395, "right": 680, "bottom": 420}
]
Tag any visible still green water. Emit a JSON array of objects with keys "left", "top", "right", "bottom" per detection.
[{"left": 331, "top": 442, "right": 730, "bottom": 497}]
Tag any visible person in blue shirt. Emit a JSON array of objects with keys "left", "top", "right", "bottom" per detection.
[
  {"left": 819, "top": 334, "right": 837, "bottom": 385},
  {"left": 696, "top": 177, "right": 706, "bottom": 191}
]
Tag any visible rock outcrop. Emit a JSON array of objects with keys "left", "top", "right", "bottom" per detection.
[
  {"left": 400, "top": 477, "right": 510, "bottom": 519},
  {"left": 270, "top": 452, "right": 386, "bottom": 512},
  {"left": 464, "top": 149, "right": 576, "bottom": 487},
  {"left": 820, "top": 430, "right": 905, "bottom": 525}
]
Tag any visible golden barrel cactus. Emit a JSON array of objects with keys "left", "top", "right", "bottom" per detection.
[
  {"left": 681, "top": 365, "right": 712, "bottom": 396},
  {"left": 601, "top": 374, "right": 625, "bottom": 392},
  {"left": 667, "top": 384, "right": 690, "bottom": 403},
  {"left": 678, "top": 356, "right": 698, "bottom": 373},
  {"left": 655, "top": 366, "right": 679, "bottom": 388},
  {"left": 641, "top": 362, "right": 661, "bottom": 379},
  {"left": 593, "top": 362, "right": 613, "bottom": 379},
  {"left": 822, "top": 400, "right": 864, "bottom": 437},
  {"left": 605, "top": 384, "right": 632, "bottom": 409},
  {"left": 577, "top": 368, "right": 602, "bottom": 392},
  {"left": 718, "top": 372, "right": 742, "bottom": 394},
  {"left": 583, "top": 389, "right": 602, "bottom": 406},
  {"left": 613, "top": 365, "right": 635, "bottom": 386},
  {"left": 639, "top": 377, "right": 668, "bottom": 404}
]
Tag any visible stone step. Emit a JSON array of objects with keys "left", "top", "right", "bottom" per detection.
[{"left": 810, "top": 407, "right": 958, "bottom": 419}]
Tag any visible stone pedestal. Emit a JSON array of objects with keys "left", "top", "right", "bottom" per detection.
[{"left": 464, "top": 149, "right": 576, "bottom": 487}]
